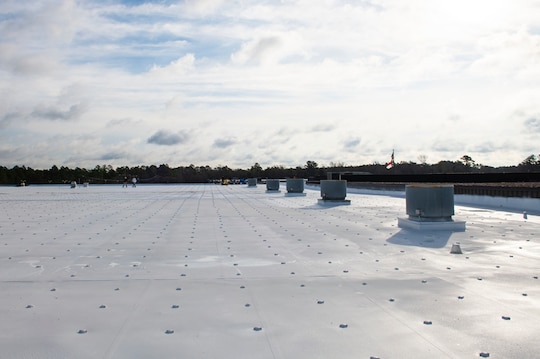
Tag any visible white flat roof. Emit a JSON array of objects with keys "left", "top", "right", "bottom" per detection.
[{"left": 1, "top": 184, "right": 539, "bottom": 358}]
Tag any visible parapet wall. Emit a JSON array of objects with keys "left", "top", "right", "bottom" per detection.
[
  {"left": 344, "top": 182, "right": 540, "bottom": 198},
  {"left": 307, "top": 183, "right": 540, "bottom": 214},
  {"left": 454, "top": 184, "right": 540, "bottom": 198},
  {"left": 454, "top": 194, "right": 540, "bottom": 214}
]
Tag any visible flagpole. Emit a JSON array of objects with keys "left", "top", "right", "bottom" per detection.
[{"left": 386, "top": 149, "right": 394, "bottom": 170}]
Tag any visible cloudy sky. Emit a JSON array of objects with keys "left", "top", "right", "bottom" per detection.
[{"left": 1, "top": 0, "right": 539, "bottom": 169}]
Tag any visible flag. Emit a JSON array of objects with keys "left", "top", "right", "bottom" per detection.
[{"left": 386, "top": 150, "right": 394, "bottom": 169}]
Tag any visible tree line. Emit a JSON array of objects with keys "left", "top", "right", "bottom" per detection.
[{"left": 1, "top": 154, "right": 539, "bottom": 185}]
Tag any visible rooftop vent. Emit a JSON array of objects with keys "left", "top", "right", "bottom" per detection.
[
  {"left": 398, "top": 184, "right": 465, "bottom": 231},
  {"left": 266, "top": 179, "right": 280, "bottom": 192},
  {"left": 450, "top": 242, "right": 463, "bottom": 254},
  {"left": 247, "top": 178, "right": 257, "bottom": 187},
  {"left": 318, "top": 180, "right": 350, "bottom": 205},
  {"left": 286, "top": 178, "right": 305, "bottom": 195},
  {"left": 406, "top": 184, "right": 455, "bottom": 221}
]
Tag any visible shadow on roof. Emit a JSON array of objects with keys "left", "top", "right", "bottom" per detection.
[
  {"left": 386, "top": 229, "right": 453, "bottom": 248},
  {"left": 299, "top": 203, "right": 351, "bottom": 210}
]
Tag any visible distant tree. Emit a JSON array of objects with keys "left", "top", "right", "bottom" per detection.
[
  {"left": 198, "top": 165, "right": 213, "bottom": 181},
  {"left": 90, "top": 164, "right": 115, "bottom": 183},
  {"left": 235, "top": 168, "right": 250, "bottom": 179},
  {"left": 2, "top": 155, "right": 537, "bottom": 185},
  {"left": 305, "top": 160, "right": 320, "bottom": 178},
  {"left": 264, "top": 165, "right": 286, "bottom": 179},
  {"left": 395, "top": 161, "right": 425, "bottom": 174},
  {"left": 171, "top": 166, "right": 184, "bottom": 182},
  {"left": 433, "top": 160, "right": 462, "bottom": 174},
  {"left": 48, "top": 165, "right": 61, "bottom": 183},
  {"left": 11, "top": 165, "right": 27, "bottom": 182},
  {"left": 520, "top": 154, "right": 538, "bottom": 166},
  {"left": 179, "top": 164, "right": 206, "bottom": 183},
  {"left": 328, "top": 161, "right": 345, "bottom": 168},
  {"left": 215, "top": 165, "right": 232, "bottom": 180},
  {"left": 250, "top": 162, "right": 263, "bottom": 178},
  {"left": 0, "top": 166, "right": 8, "bottom": 183},
  {"left": 73, "top": 167, "right": 88, "bottom": 183},
  {"left": 145, "top": 165, "right": 158, "bottom": 179},
  {"left": 459, "top": 155, "right": 475, "bottom": 168},
  {"left": 518, "top": 154, "right": 539, "bottom": 171},
  {"left": 116, "top": 166, "right": 130, "bottom": 176},
  {"left": 157, "top": 164, "right": 172, "bottom": 178},
  {"left": 59, "top": 166, "right": 74, "bottom": 182}
]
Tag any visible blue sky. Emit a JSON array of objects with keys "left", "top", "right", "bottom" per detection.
[{"left": 1, "top": 0, "right": 539, "bottom": 169}]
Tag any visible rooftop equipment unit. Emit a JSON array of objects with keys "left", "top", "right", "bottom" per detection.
[
  {"left": 286, "top": 178, "right": 304, "bottom": 193},
  {"left": 266, "top": 179, "right": 280, "bottom": 191},
  {"left": 406, "top": 184, "right": 455, "bottom": 221},
  {"left": 398, "top": 184, "right": 465, "bottom": 231},
  {"left": 318, "top": 180, "right": 350, "bottom": 205}
]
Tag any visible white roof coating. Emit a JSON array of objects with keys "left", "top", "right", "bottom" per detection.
[{"left": 0, "top": 184, "right": 539, "bottom": 359}]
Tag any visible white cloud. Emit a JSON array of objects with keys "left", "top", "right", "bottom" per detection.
[
  {"left": 182, "top": 0, "right": 225, "bottom": 17},
  {"left": 469, "top": 27, "right": 540, "bottom": 76},
  {"left": 213, "top": 137, "right": 237, "bottom": 149},
  {"left": 231, "top": 31, "right": 307, "bottom": 66},
  {"left": 31, "top": 103, "right": 86, "bottom": 121},
  {"left": 1, "top": 0, "right": 539, "bottom": 169},
  {"left": 147, "top": 129, "right": 190, "bottom": 146},
  {"left": 149, "top": 53, "right": 195, "bottom": 77}
]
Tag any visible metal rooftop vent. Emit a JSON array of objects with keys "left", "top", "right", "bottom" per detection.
[
  {"left": 247, "top": 178, "right": 257, "bottom": 187},
  {"left": 318, "top": 180, "right": 350, "bottom": 205},
  {"left": 266, "top": 179, "right": 280, "bottom": 191},
  {"left": 398, "top": 184, "right": 465, "bottom": 231},
  {"left": 285, "top": 178, "right": 305, "bottom": 195},
  {"left": 450, "top": 242, "right": 463, "bottom": 254},
  {"left": 406, "top": 184, "right": 454, "bottom": 221}
]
